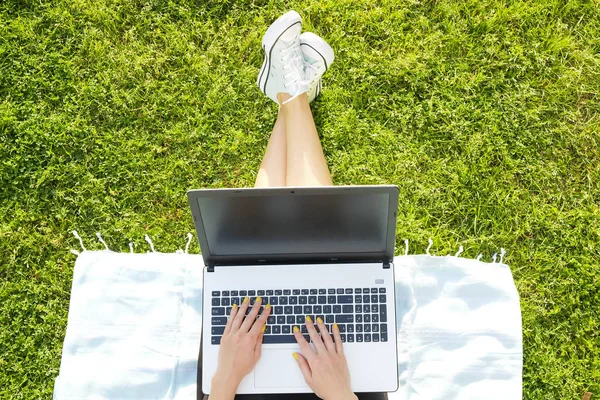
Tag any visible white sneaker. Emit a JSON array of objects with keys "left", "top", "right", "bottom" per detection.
[
  {"left": 300, "top": 32, "right": 335, "bottom": 103},
  {"left": 257, "top": 11, "right": 308, "bottom": 103}
]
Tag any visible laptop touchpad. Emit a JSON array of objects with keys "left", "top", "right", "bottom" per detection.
[{"left": 255, "top": 349, "right": 309, "bottom": 389}]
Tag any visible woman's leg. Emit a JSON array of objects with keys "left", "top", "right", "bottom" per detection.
[
  {"left": 277, "top": 93, "right": 333, "bottom": 186},
  {"left": 254, "top": 109, "right": 287, "bottom": 187}
]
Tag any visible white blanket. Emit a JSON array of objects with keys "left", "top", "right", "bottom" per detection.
[{"left": 54, "top": 250, "right": 522, "bottom": 400}]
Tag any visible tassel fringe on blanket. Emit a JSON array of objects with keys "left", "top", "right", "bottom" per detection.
[{"left": 69, "top": 230, "right": 507, "bottom": 265}]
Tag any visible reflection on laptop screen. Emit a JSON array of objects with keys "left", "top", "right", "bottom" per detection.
[{"left": 197, "top": 192, "right": 390, "bottom": 256}]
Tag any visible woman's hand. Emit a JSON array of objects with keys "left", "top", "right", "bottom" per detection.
[
  {"left": 292, "top": 317, "right": 357, "bottom": 400},
  {"left": 210, "top": 297, "right": 271, "bottom": 399}
]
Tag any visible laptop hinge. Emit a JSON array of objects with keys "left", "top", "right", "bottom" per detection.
[{"left": 209, "top": 259, "right": 389, "bottom": 268}]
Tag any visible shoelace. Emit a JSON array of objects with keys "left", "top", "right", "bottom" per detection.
[{"left": 278, "top": 38, "right": 307, "bottom": 95}]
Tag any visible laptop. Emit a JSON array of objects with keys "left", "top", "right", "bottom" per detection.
[{"left": 188, "top": 185, "right": 399, "bottom": 394}]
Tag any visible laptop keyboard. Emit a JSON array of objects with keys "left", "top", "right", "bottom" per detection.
[{"left": 210, "top": 288, "right": 388, "bottom": 345}]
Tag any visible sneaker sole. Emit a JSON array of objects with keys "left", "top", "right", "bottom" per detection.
[
  {"left": 257, "top": 11, "right": 302, "bottom": 94},
  {"left": 299, "top": 31, "right": 335, "bottom": 71}
]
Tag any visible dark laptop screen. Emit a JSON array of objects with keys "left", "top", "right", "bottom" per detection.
[{"left": 197, "top": 192, "right": 390, "bottom": 257}]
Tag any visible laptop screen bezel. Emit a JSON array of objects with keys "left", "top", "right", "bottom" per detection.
[{"left": 187, "top": 185, "right": 399, "bottom": 267}]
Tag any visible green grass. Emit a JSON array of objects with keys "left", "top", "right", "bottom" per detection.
[{"left": 1, "top": 0, "right": 599, "bottom": 398}]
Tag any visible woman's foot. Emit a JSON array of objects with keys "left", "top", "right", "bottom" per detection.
[
  {"left": 300, "top": 32, "right": 335, "bottom": 103},
  {"left": 257, "top": 11, "right": 308, "bottom": 103}
]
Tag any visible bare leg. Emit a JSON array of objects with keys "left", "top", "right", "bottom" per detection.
[
  {"left": 277, "top": 93, "right": 333, "bottom": 186},
  {"left": 254, "top": 109, "right": 287, "bottom": 187}
]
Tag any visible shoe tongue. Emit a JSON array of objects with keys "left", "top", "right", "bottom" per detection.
[
  {"left": 280, "top": 36, "right": 296, "bottom": 46},
  {"left": 279, "top": 29, "right": 300, "bottom": 44}
]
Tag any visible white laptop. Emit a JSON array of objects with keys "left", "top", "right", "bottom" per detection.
[{"left": 188, "top": 185, "right": 399, "bottom": 395}]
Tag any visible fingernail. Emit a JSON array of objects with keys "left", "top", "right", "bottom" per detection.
[
  {"left": 262, "top": 325, "right": 267, "bottom": 333},
  {"left": 316, "top": 317, "right": 323, "bottom": 324},
  {"left": 265, "top": 303, "right": 271, "bottom": 309},
  {"left": 292, "top": 352, "right": 299, "bottom": 360},
  {"left": 256, "top": 296, "right": 262, "bottom": 303},
  {"left": 333, "top": 323, "right": 339, "bottom": 331},
  {"left": 306, "top": 316, "right": 312, "bottom": 323},
  {"left": 293, "top": 326, "right": 300, "bottom": 333},
  {"left": 232, "top": 304, "right": 238, "bottom": 309},
  {"left": 244, "top": 297, "right": 249, "bottom": 303}
]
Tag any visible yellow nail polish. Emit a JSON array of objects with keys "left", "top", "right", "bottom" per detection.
[
  {"left": 232, "top": 304, "right": 238, "bottom": 309},
  {"left": 292, "top": 352, "right": 299, "bottom": 360},
  {"left": 333, "top": 323, "right": 339, "bottom": 331},
  {"left": 244, "top": 296, "right": 249, "bottom": 303},
  {"left": 262, "top": 325, "right": 267, "bottom": 333},
  {"left": 306, "top": 316, "right": 312, "bottom": 323},
  {"left": 293, "top": 326, "right": 300, "bottom": 333},
  {"left": 316, "top": 317, "right": 323, "bottom": 324},
  {"left": 265, "top": 303, "right": 271, "bottom": 309},
  {"left": 256, "top": 296, "right": 262, "bottom": 303}
]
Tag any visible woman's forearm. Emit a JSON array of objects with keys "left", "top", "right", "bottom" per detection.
[{"left": 208, "top": 372, "right": 240, "bottom": 400}]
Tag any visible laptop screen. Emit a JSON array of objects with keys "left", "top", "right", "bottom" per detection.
[{"left": 188, "top": 186, "right": 398, "bottom": 265}]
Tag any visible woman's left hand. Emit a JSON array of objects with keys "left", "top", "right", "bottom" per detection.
[{"left": 211, "top": 296, "right": 271, "bottom": 397}]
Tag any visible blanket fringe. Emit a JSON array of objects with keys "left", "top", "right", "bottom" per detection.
[
  {"left": 145, "top": 235, "right": 157, "bottom": 253},
  {"left": 68, "top": 231, "right": 506, "bottom": 263},
  {"left": 185, "top": 233, "right": 193, "bottom": 254},
  {"left": 455, "top": 245, "right": 464, "bottom": 257},
  {"left": 96, "top": 232, "right": 110, "bottom": 251},
  {"left": 426, "top": 238, "right": 433, "bottom": 255},
  {"left": 399, "top": 239, "right": 506, "bottom": 264},
  {"left": 72, "top": 230, "right": 87, "bottom": 251}
]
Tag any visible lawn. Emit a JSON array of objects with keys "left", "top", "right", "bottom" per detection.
[{"left": 1, "top": 0, "right": 599, "bottom": 398}]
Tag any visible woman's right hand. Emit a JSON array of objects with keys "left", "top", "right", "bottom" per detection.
[{"left": 292, "top": 317, "right": 357, "bottom": 400}]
